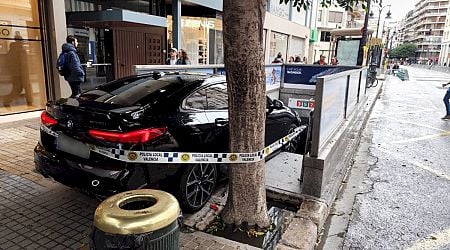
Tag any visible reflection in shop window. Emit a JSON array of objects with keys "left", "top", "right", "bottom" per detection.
[
  {"left": 269, "top": 32, "right": 288, "bottom": 63},
  {"left": 0, "top": 0, "right": 46, "bottom": 114},
  {"left": 167, "top": 16, "right": 223, "bottom": 65}
]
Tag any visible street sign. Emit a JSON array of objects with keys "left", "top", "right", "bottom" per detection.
[{"left": 288, "top": 98, "right": 315, "bottom": 110}]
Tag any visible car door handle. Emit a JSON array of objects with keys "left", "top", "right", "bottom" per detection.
[{"left": 215, "top": 118, "right": 228, "bottom": 127}]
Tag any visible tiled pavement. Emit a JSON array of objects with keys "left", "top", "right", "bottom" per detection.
[{"left": 0, "top": 117, "right": 255, "bottom": 249}]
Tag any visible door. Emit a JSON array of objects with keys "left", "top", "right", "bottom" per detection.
[
  {"left": 145, "top": 34, "right": 163, "bottom": 64},
  {"left": 113, "top": 30, "right": 146, "bottom": 79}
]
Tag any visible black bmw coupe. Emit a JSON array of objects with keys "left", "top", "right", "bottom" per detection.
[{"left": 35, "top": 72, "right": 307, "bottom": 211}]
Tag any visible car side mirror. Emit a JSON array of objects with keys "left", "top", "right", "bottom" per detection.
[{"left": 272, "top": 99, "right": 284, "bottom": 109}]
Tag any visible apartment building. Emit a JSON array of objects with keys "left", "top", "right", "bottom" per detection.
[
  {"left": 439, "top": 1, "right": 450, "bottom": 65},
  {"left": 404, "top": 0, "right": 448, "bottom": 63}
]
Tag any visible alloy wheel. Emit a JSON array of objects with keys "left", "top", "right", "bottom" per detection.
[{"left": 185, "top": 163, "right": 216, "bottom": 209}]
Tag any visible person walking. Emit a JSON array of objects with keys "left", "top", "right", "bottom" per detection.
[
  {"left": 177, "top": 49, "right": 191, "bottom": 65},
  {"left": 60, "top": 35, "right": 85, "bottom": 98},
  {"left": 165, "top": 48, "right": 178, "bottom": 65},
  {"left": 442, "top": 82, "right": 450, "bottom": 120}
]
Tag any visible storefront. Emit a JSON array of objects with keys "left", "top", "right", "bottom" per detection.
[
  {"left": 269, "top": 31, "right": 288, "bottom": 63},
  {"left": 167, "top": 16, "right": 223, "bottom": 64},
  {"left": 0, "top": 0, "right": 47, "bottom": 115}
]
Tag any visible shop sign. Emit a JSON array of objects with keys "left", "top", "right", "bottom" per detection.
[
  {"left": 182, "top": 19, "right": 215, "bottom": 29},
  {"left": 288, "top": 98, "right": 315, "bottom": 110},
  {"left": 67, "top": 28, "right": 89, "bottom": 37}
]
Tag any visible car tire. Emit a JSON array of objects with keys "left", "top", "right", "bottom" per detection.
[
  {"left": 283, "top": 124, "right": 300, "bottom": 153},
  {"left": 178, "top": 163, "right": 217, "bottom": 212}
]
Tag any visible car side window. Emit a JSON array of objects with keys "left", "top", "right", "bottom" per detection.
[
  {"left": 205, "top": 84, "right": 228, "bottom": 110},
  {"left": 184, "top": 88, "right": 207, "bottom": 110}
]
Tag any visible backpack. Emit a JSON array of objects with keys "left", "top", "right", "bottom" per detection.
[{"left": 56, "top": 52, "right": 70, "bottom": 77}]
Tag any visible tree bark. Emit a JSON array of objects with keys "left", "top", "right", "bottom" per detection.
[{"left": 221, "top": 0, "right": 270, "bottom": 227}]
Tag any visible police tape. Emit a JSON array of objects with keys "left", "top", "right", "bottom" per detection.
[{"left": 41, "top": 125, "right": 306, "bottom": 164}]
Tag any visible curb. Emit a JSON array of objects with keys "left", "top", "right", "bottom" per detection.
[{"left": 276, "top": 81, "right": 384, "bottom": 250}]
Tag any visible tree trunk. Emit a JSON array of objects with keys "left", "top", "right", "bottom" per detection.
[{"left": 221, "top": 0, "right": 270, "bottom": 227}]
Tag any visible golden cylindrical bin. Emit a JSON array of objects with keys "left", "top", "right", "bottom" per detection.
[{"left": 90, "top": 189, "right": 181, "bottom": 250}]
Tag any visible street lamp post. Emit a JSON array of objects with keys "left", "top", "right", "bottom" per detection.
[{"left": 369, "top": 2, "right": 392, "bottom": 68}]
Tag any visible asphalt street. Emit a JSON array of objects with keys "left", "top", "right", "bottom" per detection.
[{"left": 320, "top": 66, "right": 450, "bottom": 250}]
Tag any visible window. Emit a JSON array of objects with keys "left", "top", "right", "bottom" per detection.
[
  {"left": 205, "top": 84, "right": 228, "bottom": 110},
  {"left": 318, "top": 10, "right": 322, "bottom": 22},
  {"left": 320, "top": 31, "right": 331, "bottom": 42},
  {"left": 328, "top": 11, "right": 343, "bottom": 23},
  {"left": 185, "top": 89, "right": 207, "bottom": 110},
  {"left": 184, "top": 83, "right": 228, "bottom": 110}
]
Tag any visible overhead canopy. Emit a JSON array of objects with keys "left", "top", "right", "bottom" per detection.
[
  {"left": 66, "top": 9, "right": 167, "bottom": 28},
  {"left": 330, "top": 28, "right": 374, "bottom": 37}
]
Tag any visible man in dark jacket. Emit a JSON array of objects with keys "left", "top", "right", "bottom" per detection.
[{"left": 62, "top": 35, "right": 85, "bottom": 98}]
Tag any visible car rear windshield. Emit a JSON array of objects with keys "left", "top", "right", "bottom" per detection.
[{"left": 80, "top": 75, "right": 200, "bottom": 106}]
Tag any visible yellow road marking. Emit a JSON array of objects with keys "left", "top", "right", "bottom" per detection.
[
  {"left": 405, "top": 227, "right": 450, "bottom": 250},
  {"left": 391, "top": 132, "right": 450, "bottom": 144},
  {"left": 377, "top": 148, "right": 450, "bottom": 182}
]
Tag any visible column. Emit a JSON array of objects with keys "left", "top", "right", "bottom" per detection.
[{"left": 172, "top": 0, "right": 181, "bottom": 49}]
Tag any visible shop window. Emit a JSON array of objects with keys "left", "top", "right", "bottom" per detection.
[
  {"left": 0, "top": 0, "right": 46, "bottom": 114},
  {"left": 269, "top": 31, "right": 288, "bottom": 63},
  {"left": 167, "top": 16, "right": 223, "bottom": 65}
]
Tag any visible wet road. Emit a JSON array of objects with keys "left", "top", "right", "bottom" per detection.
[{"left": 341, "top": 67, "right": 450, "bottom": 249}]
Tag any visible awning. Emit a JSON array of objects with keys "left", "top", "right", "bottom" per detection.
[
  {"left": 330, "top": 28, "right": 374, "bottom": 37},
  {"left": 66, "top": 9, "right": 167, "bottom": 28}
]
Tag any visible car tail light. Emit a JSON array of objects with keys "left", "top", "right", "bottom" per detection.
[
  {"left": 41, "top": 111, "right": 58, "bottom": 127},
  {"left": 88, "top": 128, "right": 167, "bottom": 144}
]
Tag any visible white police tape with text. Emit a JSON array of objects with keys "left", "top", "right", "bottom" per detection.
[{"left": 41, "top": 125, "right": 306, "bottom": 164}]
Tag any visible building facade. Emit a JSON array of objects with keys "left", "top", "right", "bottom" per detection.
[
  {"left": 0, "top": 0, "right": 312, "bottom": 115},
  {"left": 439, "top": 1, "right": 450, "bottom": 65},
  {"left": 404, "top": 0, "right": 448, "bottom": 63},
  {"left": 313, "top": 4, "right": 348, "bottom": 63}
]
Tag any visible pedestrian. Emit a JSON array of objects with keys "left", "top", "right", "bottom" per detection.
[
  {"left": 177, "top": 49, "right": 191, "bottom": 65},
  {"left": 59, "top": 35, "right": 85, "bottom": 98},
  {"left": 331, "top": 57, "right": 339, "bottom": 65},
  {"left": 295, "top": 56, "right": 303, "bottom": 63},
  {"left": 442, "top": 82, "right": 450, "bottom": 120},
  {"left": 272, "top": 52, "right": 284, "bottom": 63},
  {"left": 314, "top": 55, "right": 327, "bottom": 65},
  {"left": 165, "top": 48, "right": 178, "bottom": 65}
]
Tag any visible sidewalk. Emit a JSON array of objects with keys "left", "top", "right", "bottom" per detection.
[{"left": 0, "top": 117, "right": 254, "bottom": 249}]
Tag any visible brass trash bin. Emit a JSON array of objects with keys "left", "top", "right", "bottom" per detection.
[{"left": 90, "top": 189, "right": 181, "bottom": 250}]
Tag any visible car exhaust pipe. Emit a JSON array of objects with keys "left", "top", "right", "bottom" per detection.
[{"left": 92, "top": 180, "right": 100, "bottom": 187}]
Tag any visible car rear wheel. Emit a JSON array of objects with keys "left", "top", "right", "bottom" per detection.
[
  {"left": 179, "top": 163, "right": 217, "bottom": 212},
  {"left": 283, "top": 124, "right": 300, "bottom": 153}
]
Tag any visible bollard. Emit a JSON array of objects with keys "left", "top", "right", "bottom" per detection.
[{"left": 90, "top": 189, "right": 181, "bottom": 250}]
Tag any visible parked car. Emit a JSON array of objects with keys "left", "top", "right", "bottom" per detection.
[{"left": 35, "top": 72, "right": 307, "bottom": 211}]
